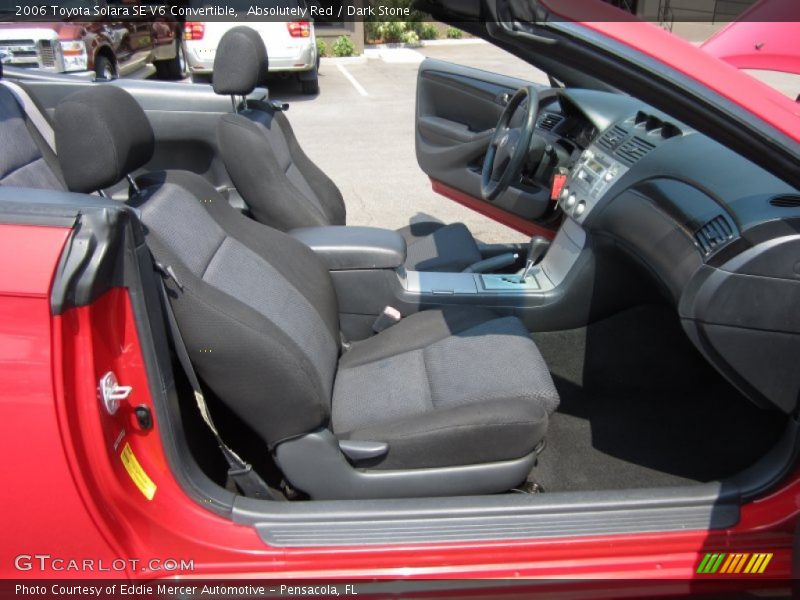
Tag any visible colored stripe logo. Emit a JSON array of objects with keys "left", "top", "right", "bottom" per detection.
[{"left": 696, "top": 552, "right": 773, "bottom": 574}]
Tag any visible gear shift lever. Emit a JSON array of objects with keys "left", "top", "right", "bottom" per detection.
[{"left": 520, "top": 236, "right": 550, "bottom": 281}]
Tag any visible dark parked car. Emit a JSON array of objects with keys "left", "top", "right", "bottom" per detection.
[{"left": 0, "top": 1, "right": 185, "bottom": 80}]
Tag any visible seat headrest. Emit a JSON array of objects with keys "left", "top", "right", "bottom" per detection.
[
  {"left": 212, "top": 26, "right": 269, "bottom": 96},
  {"left": 54, "top": 85, "right": 154, "bottom": 193}
]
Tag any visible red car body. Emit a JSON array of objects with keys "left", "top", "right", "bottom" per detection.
[
  {"left": 0, "top": 10, "right": 798, "bottom": 596},
  {"left": 1, "top": 219, "right": 797, "bottom": 588},
  {"left": 701, "top": 0, "right": 800, "bottom": 76},
  {"left": 541, "top": 0, "right": 800, "bottom": 143}
]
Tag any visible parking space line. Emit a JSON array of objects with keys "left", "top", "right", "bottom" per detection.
[{"left": 336, "top": 63, "right": 368, "bottom": 97}]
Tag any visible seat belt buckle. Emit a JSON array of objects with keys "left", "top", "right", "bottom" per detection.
[{"left": 372, "top": 306, "right": 402, "bottom": 333}]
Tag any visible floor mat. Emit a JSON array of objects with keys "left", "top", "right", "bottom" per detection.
[{"left": 530, "top": 304, "right": 787, "bottom": 492}]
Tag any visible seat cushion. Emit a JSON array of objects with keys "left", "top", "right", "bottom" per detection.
[
  {"left": 397, "top": 222, "right": 482, "bottom": 273},
  {"left": 332, "top": 307, "right": 559, "bottom": 470}
]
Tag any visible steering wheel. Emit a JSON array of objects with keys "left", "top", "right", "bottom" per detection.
[{"left": 481, "top": 86, "right": 540, "bottom": 201}]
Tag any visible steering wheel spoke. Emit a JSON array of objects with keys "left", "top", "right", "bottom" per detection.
[
  {"left": 488, "top": 129, "right": 503, "bottom": 150},
  {"left": 480, "top": 86, "right": 540, "bottom": 202},
  {"left": 492, "top": 155, "right": 510, "bottom": 181}
]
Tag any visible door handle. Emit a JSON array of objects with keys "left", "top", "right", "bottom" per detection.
[{"left": 498, "top": 92, "right": 512, "bottom": 106}]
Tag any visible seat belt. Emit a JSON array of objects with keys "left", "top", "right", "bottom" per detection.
[
  {"left": 0, "top": 80, "right": 56, "bottom": 153},
  {"left": 4, "top": 80, "right": 105, "bottom": 198},
  {"left": 154, "top": 263, "right": 282, "bottom": 501}
]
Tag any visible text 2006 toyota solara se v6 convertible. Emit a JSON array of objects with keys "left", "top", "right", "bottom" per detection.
[{"left": 1, "top": 0, "right": 799, "bottom": 594}]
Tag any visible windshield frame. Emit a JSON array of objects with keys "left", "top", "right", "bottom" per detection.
[{"left": 477, "top": 4, "right": 799, "bottom": 189}]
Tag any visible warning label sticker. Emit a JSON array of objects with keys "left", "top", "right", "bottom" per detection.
[{"left": 120, "top": 442, "right": 157, "bottom": 501}]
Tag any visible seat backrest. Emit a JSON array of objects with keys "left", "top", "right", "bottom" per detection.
[
  {"left": 213, "top": 26, "right": 346, "bottom": 231},
  {"left": 54, "top": 85, "right": 342, "bottom": 447},
  {"left": 0, "top": 64, "right": 66, "bottom": 190}
]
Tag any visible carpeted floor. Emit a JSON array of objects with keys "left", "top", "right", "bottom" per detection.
[{"left": 530, "top": 305, "right": 787, "bottom": 492}]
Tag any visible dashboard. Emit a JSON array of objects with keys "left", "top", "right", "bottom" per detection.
[
  {"left": 531, "top": 88, "right": 799, "bottom": 265},
  {"left": 530, "top": 88, "right": 800, "bottom": 415}
]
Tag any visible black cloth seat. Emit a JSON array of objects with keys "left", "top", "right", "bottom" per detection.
[
  {"left": 334, "top": 307, "right": 558, "bottom": 470},
  {"left": 52, "top": 85, "right": 560, "bottom": 498},
  {"left": 213, "top": 26, "right": 483, "bottom": 273}
]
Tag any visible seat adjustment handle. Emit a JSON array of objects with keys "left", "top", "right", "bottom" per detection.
[{"left": 338, "top": 439, "right": 389, "bottom": 462}]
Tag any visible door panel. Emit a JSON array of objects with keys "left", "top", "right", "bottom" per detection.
[{"left": 415, "top": 59, "right": 556, "bottom": 234}]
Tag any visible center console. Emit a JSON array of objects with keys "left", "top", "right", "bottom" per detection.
[
  {"left": 402, "top": 217, "right": 586, "bottom": 297},
  {"left": 290, "top": 205, "right": 591, "bottom": 339},
  {"left": 557, "top": 147, "right": 629, "bottom": 224}
]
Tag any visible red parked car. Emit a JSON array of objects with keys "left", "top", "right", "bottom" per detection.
[{"left": 0, "top": 0, "right": 798, "bottom": 596}]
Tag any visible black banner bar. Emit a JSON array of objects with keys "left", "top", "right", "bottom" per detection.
[
  {"left": 1, "top": 0, "right": 798, "bottom": 23},
  {"left": 0, "top": 578, "right": 794, "bottom": 600}
]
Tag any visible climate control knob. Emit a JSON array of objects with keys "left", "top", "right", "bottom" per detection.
[
  {"left": 575, "top": 200, "right": 586, "bottom": 217},
  {"left": 565, "top": 194, "right": 577, "bottom": 209}
]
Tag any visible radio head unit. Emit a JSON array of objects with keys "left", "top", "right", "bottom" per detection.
[{"left": 558, "top": 148, "right": 629, "bottom": 223}]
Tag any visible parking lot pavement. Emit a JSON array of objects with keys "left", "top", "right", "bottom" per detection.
[{"left": 264, "top": 41, "right": 542, "bottom": 244}]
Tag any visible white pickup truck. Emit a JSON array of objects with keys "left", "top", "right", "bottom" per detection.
[{"left": 0, "top": 8, "right": 185, "bottom": 80}]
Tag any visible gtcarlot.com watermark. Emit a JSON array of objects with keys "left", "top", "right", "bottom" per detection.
[{"left": 14, "top": 553, "right": 194, "bottom": 573}]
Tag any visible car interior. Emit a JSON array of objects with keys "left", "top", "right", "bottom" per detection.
[{"left": 1, "top": 8, "right": 799, "bottom": 544}]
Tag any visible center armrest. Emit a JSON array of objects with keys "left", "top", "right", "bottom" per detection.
[{"left": 289, "top": 226, "right": 407, "bottom": 271}]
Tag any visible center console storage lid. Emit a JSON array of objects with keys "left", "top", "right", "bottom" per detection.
[{"left": 289, "top": 226, "right": 407, "bottom": 271}]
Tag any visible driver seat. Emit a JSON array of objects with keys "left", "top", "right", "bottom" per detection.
[{"left": 213, "top": 26, "right": 483, "bottom": 273}]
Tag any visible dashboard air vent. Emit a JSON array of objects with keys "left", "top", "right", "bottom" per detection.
[
  {"left": 537, "top": 112, "right": 563, "bottom": 131},
  {"left": 694, "top": 216, "right": 734, "bottom": 255},
  {"left": 769, "top": 195, "right": 800, "bottom": 208},
  {"left": 630, "top": 111, "right": 683, "bottom": 139},
  {"left": 615, "top": 136, "right": 656, "bottom": 165},
  {"left": 596, "top": 125, "right": 627, "bottom": 151},
  {"left": 660, "top": 122, "right": 682, "bottom": 139}
]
